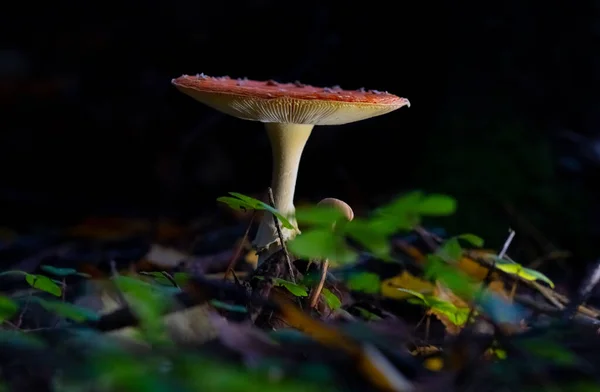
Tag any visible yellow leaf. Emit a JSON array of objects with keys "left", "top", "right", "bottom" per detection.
[
  {"left": 245, "top": 249, "right": 258, "bottom": 268},
  {"left": 423, "top": 357, "right": 444, "bottom": 371},
  {"left": 381, "top": 271, "right": 435, "bottom": 299},
  {"left": 456, "top": 256, "right": 494, "bottom": 281}
]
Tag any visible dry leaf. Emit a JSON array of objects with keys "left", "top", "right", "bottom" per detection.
[
  {"left": 433, "top": 282, "right": 469, "bottom": 308},
  {"left": 381, "top": 271, "right": 435, "bottom": 299},
  {"left": 456, "top": 256, "right": 495, "bottom": 281},
  {"left": 245, "top": 249, "right": 258, "bottom": 268}
]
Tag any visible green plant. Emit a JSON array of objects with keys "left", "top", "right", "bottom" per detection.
[
  {"left": 491, "top": 258, "right": 554, "bottom": 288},
  {"left": 396, "top": 288, "right": 470, "bottom": 327},
  {"left": 0, "top": 270, "right": 63, "bottom": 297},
  {"left": 219, "top": 190, "right": 458, "bottom": 266}
]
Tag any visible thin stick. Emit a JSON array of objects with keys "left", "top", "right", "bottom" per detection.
[
  {"left": 463, "top": 229, "right": 517, "bottom": 327},
  {"left": 563, "top": 258, "right": 600, "bottom": 321},
  {"left": 308, "top": 259, "right": 329, "bottom": 308},
  {"left": 267, "top": 187, "right": 296, "bottom": 283},
  {"left": 224, "top": 211, "right": 256, "bottom": 281},
  {"left": 498, "top": 229, "right": 516, "bottom": 259}
]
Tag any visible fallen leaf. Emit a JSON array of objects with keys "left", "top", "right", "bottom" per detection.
[
  {"left": 381, "top": 271, "right": 435, "bottom": 300},
  {"left": 245, "top": 249, "right": 258, "bottom": 267},
  {"left": 456, "top": 256, "right": 495, "bottom": 281},
  {"left": 423, "top": 357, "right": 444, "bottom": 371}
]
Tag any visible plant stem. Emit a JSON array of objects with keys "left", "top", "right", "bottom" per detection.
[
  {"left": 308, "top": 259, "right": 329, "bottom": 308},
  {"left": 267, "top": 187, "right": 296, "bottom": 283}
]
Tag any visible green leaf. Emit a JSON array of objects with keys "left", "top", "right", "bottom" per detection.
[
  {"left": 40, "top": 265, "right": 78, "bottom": 277},
  {"left": 521, "top": 339, "right": 577, "bottom": 366},
  {"left": 394, "top": 288, "right": 427, "bottom": 304},
  {"left": 518, "top": 268, "right": 555, "bottom": 288},
  {"left": 0, "top": 330, "right": 46, "bottom": 349},
  {"left": 441, "top": 306, "right": 469, "bottom": 326},
  {"left": 0, "top": 270, "right": 27, "bottom": 278},
  {"left": 321, "top": 288, "right": 342, "bottom": 309},
  {"left": 374, "top": 191, "right": 423, "bottom": 230},
  {"left": 0, "top": 296, "right": 18, "bottom": 322},
  {"left": 217, "top": 192, "right": 294, "bottom": 229},
  {"left": 141, "top": 271, "right": 173, "bottom": 286},
  {"left": 426, "top": 297, "right": 469, "bottom": 326},
  {"left": 210, "top": 300, "right": 248, "bottom": 313},
  {"left": 113, "top": 275, "right": 171, "bottom": 343},
  {"left": 418, "top": 194, "right": 457, "bottom": 216},
  {"left": 437, "top": 237, "right": 462, "bottom": 262},
  {"left": 424, "top": 255, "right": 477, "bottom": 298},
  {"left": 346, "top": 272, "right": 381, "bottom": 294},
  {"left": 34, "top": 298, "right": 99, "bottom": 322},
  {"left": 25, "top": 274, "right": 62, "bottom": 297},
  {"left": 457, "top": 233, "right": 485, "bottom": 247},
  {"left": 495, "top": 263, "right": 522, "bottom": 275},
  {"left": 377, "top": 191, "right": 423, "bottom": 215},
  {"left": 353, "top": 306, "right": 382, "bottom": 321},
  {"left": 287, "top": 228, "right": 357, "bottom": 264},
  {"left": 173, "top": 272, "right": 191, "bottom": 286},
  {"left": 345, "top": 219, "right": 391, "bottom": 259},
  {"left": 273, "top": 279, "right": 309, "bottom": 297},
  {"left": 294, "top": 205, "right": 347, "bottom": 226}
]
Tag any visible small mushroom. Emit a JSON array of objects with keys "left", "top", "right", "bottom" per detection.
[
  {"left": 171, "top": 75, "right": 409, "bottom": 265},
  {"left": 307, "top": 198, "right": 354, "bottom": 309}
]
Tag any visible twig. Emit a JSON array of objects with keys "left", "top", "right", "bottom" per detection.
[
  {"left": 414, "top": 226, "right": 440, "bottom": 251},
  {"left": 138, "top": 271, "right": 179, "bottom": 288},
  {"left": 530, "top": 281, "right": 565, "bottom": 310},
  {"left": 308, "top": 259, "right": 328, "bottom": 308},
  {"left": 15, "top": 294, "right": 32, "bottom": 329},
  {"left": 463, "top": 229, "right": 516, "bottom": 327},
  {"left": 464, "top": 250, "right": 600, "bottom": 318},
  {"left": 267, "top": 187, "right": 296, "bottom": 283},
  {"left": 498, "top": 228, "right": 516, "bottom": 259},
  {"left": 224, "top": 211, "right": 256, "bottom": 281},
  {"left": 563, "top": 258, "right": 600, "bottom": 321},
  {"left": 161, "top": 271, "right": 179, "bottom": 288}
]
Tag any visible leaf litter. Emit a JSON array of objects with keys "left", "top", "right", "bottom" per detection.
[{"left": 0, "top": 191, "right": 599, "bottom": 391}]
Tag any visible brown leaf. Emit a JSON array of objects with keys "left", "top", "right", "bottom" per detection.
[{"left": 381, "top": 271, "right": 435, "bottom": 300}]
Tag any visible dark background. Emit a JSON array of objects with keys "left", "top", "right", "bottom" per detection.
[{"left": 1, "top": 1, "right": 599, "bottom": 274}]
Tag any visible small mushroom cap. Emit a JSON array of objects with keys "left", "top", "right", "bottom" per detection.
[
  {"left": 172, "top": 74, "right": 410, "bottom": 126},
  {"left": 317, "top": 197, "right": 354, "bottom": 222}
]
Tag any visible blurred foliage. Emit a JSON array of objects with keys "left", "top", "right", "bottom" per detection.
[{"left": 417, "top": 116, "right": 592, "bottom": 258}]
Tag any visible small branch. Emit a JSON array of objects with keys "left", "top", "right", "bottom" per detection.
[
  {"left": 498, "top": 228, "right": 516, "bottom": 259},
  {"left": 463, "top": 229, "right": 516, "bottom": 328},
  {"left": 161, "top": 271, "right": 179, "bottom": 288},
  {"left": 308, "top": 259, "right": 329, "bottom": 308},
  {"left": 267, "top": 187, "right": 296, "bottom": 283},
  {"left": 563, "top": 258, "right": 600, "bottom": 321},
  {"left": 224, "top": 211, "right": 256, "bottom": 281},
  {"left": 414, "top": 226, "right": 440, "bottom": 251}
]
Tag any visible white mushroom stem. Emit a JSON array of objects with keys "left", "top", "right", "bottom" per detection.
[{"left": 253, "top": 122, "right": 314, "bottom": 264}]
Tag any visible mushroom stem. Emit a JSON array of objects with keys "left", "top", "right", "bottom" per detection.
[{"left": 253, "top": 122, "right": 314, "bottom": 264}]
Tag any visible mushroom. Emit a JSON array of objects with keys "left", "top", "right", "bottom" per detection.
[
  {"left": 307, "top": 197, "right": 354, "bottom": 309},
  {"left": 171, "top": 74, "right": 410, "bottom": 264}
]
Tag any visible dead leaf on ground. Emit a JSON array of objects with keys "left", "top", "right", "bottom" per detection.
[{"left": 381, "top": 271, "right": 435, "bottom": 299}]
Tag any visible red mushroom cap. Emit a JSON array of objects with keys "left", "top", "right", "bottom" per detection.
[{"left": 172, "top": 74, "right": 410, "bottom": 125}]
